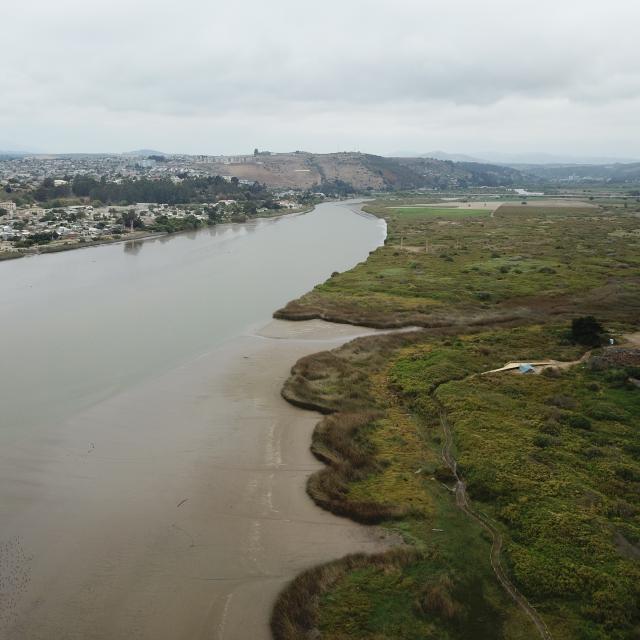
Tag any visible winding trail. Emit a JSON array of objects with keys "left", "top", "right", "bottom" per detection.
[
  {"left": 432, "top": 340, "right": 604, "bottom": 636},
  {"left": 434, "top": 344, "right": 596, "bottom": 637},
  {"left": 438, "top": 405, "right": 553, "bottom": 639}
]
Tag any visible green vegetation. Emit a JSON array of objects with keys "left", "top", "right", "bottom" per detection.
[
  {"left": 276, "top": 199, "right": 640, "bottom": 329},
  {"left": 571, "top": 316, "right": 605, "bottom": 346},
  {"left": 31, "top": 175, "right": 280, "bottom": 212},
  {"left": 390, "top": 329, "right": 640, "bottom": 639},
  {"left": 389, "top": 206, "right": 490, "bottom": 218},
  {"left": 0, "top": 250, "right": 22, "bottom": 261},
  {"left": 272, "top": 197, "right": 640, "bottom": 640}
]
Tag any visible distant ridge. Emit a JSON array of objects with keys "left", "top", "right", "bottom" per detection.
[
  {"left": 388, "top": 149, "right": 640, "bottom": 165},
  {"left": 0, "top": 150, "right": 32, "bottom": 157},
  {"left": 122, "top": 149, "right": 168, "bottom": 157},
  {"left": 389, "top": 150, "right": 484, "bottom": 163},
  {"left": 476, "top": 151, "right": 640, "bottom": 165}
]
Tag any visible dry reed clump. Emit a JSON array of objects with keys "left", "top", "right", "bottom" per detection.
[
  {"left": 414, "top": 574, "right": 461, "bottom": 621},
  {"left": 281, "top": 332, "right": 429, "bottom": 415},
  {"left": 271, "top": 548, "right": 421, "bottom": 640},
  {"left": 282, "top": 351, "right": 370, "bottom": 414},
  {"left": 281, "top": 333, "right": 432, "bottom": 524},
  {"left": 308, "top": 411, "right": 408, "bottom": 523},
  {"left": 274, "top": 297, "right": 529, "bottom": 331}
]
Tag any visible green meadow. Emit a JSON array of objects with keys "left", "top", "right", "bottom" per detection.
[{"left": 388, "top": 206, "right": 491, "bottom": 218}]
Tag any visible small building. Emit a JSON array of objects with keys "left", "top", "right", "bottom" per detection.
[{"left": 519, "top": 363, "right": 536, "bottom": 374}]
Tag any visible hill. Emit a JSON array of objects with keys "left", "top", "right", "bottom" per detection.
[
  {"left": 196, "top": 151, "right": 531, "bottom": 191},
  {"left": 515, "top": 162, "right": 640, "bottom": 185}
]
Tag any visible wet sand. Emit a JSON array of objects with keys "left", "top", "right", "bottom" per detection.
[{"left": 0, "top": 319, "right": 393, "bottom": 640}]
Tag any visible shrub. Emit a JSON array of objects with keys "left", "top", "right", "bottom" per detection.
[
  {"left": 571, "top": 316, "right": 604, "bottom": 346},
  {"left": 533, "top": 434, "right": 554, "bottom": 448},
  {"left": 540, "top": 420, "right": 561, "bottom": 436},
  {"left": 567, "top": 414, "right": 592, "bottom": 430},
  {"left": 414, "top": 575, "right": 460, "bottom": 620},
  {"left": 550, "top": 394, "right": 576, "bottom": 409},
  {"left": 614, "top": 466, "right": 640, "bottom": 482}
]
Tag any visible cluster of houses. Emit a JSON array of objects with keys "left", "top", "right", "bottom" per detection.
[
  {"left": 0, "top": 154, "right": 259, "bottom": 194},
  {"left": 0, "top": 198, "right": 300, "bottom": 252},
  {"left": 0, "top": 202, "right": 215, "bottom": 248}
]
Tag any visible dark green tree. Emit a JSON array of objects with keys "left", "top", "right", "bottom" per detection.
[{"left": 571, "top": 316, "right": 604, "bottom": 346}]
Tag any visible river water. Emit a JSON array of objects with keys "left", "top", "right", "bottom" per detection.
[
  {"left": 0, "top": 202, "right": 384, "bottom": 442},
  {"left": 0, "top": 202, "right": 389, "bottom": 639}
]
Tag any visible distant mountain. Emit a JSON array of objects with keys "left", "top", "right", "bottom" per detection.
[
  {"left": 122, "top": 149, "right": 168, "bottom": 157},
  {"left": 389, "top": 150, "right": 640, "bottom": 166},
  {"left": 390, "top": 156, "right": 530, "bottom": 189},
  {"left": 0, "top": 149, "right": 31, "bottom": 157},
  {"left": 517, "top": 162, "right": 640, "bottom": 184},
  {"left": 477, "top": 152, "right": 640, "bottom": 166},
  {"left": 389, "top": 150, "right": 485, "bottom": 163}
]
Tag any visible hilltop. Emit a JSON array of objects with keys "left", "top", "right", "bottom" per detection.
[{"left": 187, "top": 151, "right": 531, "bottom": 191}]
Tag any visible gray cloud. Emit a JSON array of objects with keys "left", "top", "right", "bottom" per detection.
[{"left": 2, "top": 0, "right": 639, "bottom": 155}]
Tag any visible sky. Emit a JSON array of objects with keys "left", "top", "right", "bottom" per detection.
[{"left": 2, "top": 0, "right": 640, "bottom": 157}]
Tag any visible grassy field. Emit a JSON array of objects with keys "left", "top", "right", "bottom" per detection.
[
  {"left": 388, "top": 206, "right": 491, "bottom": 218},
  {"left": 275, "top": 200, "right": 640, "bottom": 329},
  {"left": 272, "top": 197, "right": 640, "bottom": 640}
]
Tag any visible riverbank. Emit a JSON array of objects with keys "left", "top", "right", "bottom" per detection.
[
  {"left": 0, "top": 320, "right": 399, "bottom": 640},
  {"left": 0, "top": 201, "right": 389, "bottom": 639},
  {"left": 0, "top": 205, "right": 316, "bottom": 262}
]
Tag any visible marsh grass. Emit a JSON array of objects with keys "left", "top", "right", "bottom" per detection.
[
  {"left": 270, "top": 548, "right": 423, "bottom": 640},
  {"left": 276, "top": 202, "right": 640, "bottom": 329},
  {"left": 273, "top": 196, "right": 640, "bottom": 639}
]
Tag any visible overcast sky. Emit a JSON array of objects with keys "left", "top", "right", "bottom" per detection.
[{"left": 2, "top": 0, "right": 639, "bottom": 157}]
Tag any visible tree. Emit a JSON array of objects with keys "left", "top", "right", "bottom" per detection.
[
  {"left": 571, "top": 316, "right": 604, "bottom": 346},
  {"left": 119, "top": 209, "right": 142, "bottom": 232}
]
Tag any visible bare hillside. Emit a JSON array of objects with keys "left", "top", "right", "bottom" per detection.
[{"left": 195, "top": 151, "right": 529, "bottom": 191}]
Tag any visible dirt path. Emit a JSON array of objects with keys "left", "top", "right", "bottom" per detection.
[
  {"left": 437, "top": 343, "right": 600, "bottom": 637},
  {"left": 438, "top": 407, "right": 553, "bottom": 640},
  {"left": 624, "top": 332, "right": 640, "bottom": 347},
  {"left": 481, "top": 350, "right": 592, "bottom": 376}
]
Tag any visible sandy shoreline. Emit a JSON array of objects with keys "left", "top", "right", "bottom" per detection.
[{"left": 1, "top": 319, "right": 394, "bottom": 640}]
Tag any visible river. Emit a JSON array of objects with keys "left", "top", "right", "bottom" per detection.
[{"left": 0, "top": 202, "right": 389, "bottom": 639}]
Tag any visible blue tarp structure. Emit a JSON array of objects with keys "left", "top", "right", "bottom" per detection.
[{"left": 519, "top": 363, "right": 535, "bottom": 374}]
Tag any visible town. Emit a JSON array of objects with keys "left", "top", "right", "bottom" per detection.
[{"left": 0, "top": 153, "right": 311, "bottom": 257}]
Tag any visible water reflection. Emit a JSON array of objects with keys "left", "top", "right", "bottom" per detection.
[{"left": 123, "top": 239, "right": 144, "bottom": 254}]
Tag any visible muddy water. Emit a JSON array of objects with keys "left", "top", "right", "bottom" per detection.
[
  {"left": 0, "top": 203, "right": 388, "bottom": 639},
  {"left": 0, "top": 202, "right": 385, "bottom": 441}
]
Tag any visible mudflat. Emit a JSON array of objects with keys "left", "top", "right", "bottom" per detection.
[{"left": 0, "top": 320, "right": 393, "bottom": 640}]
